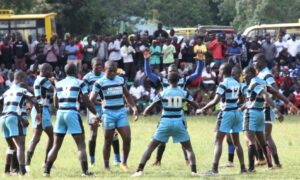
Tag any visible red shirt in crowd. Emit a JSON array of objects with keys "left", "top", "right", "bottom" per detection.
[
  {"left": 76, "top": 42, "right": 83, "bottom": 60},
  {"left": 293, "top": 91, "right": 300, "bottom": 107},
  {"left": 208, "top": 40, "right": 227, "bottom": 59}
]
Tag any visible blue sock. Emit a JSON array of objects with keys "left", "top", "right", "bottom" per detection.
[
  {"left": 104, "top": 161, "right": 110, "bottom": 169},
  {"left": 114, "top": 154, "right": 120, "bottom": 162},
  {"left": 228, "top": 145, "right": 235, "bottom": 154},
  {"left": 90, "top": 156, "right": 95, "bottom": 164}
]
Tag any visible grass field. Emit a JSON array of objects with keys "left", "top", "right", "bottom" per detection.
[{"left": 0, "top": 115, "right": 300, "bottom": 179}]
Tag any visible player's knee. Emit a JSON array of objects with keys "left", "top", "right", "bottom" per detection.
[{"left": 123, "top": 136, "right": 131, "bottom": 145}]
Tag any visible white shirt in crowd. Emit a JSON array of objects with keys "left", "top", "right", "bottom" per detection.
[
  {"left": 274, "top": 41, "right": 287, "bottom": 57},
  {"left": 120, "top": 45, "right": 136, "bottom": 63},
  {"left": 108, "top": 39, "right": 121, "bottom": 61},
  {"left": 129, "top": 85, "right": 145, "bottom": 100},
  {"left": 202, "top": 69, "right": 216, "bottom": 85},
  {"left": 286, "top": 39, "right": 300, "bottom": 57}
]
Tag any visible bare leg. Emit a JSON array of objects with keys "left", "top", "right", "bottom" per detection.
[
  {"left": 226, "top": 134, "right": 235, "bottom": 164},
  {"left": 12, "top": 136, "right": 26, "bottom": 175},
  {"left": 117, "top": 126, "right": 131, "bottom": 165},
  {"left": 211, "top": 131, "right": 226, "bottom": 173},
  {"left": 231, "top": 133, "right": 246, "bottom": 172},
  {"left": 256, "top": 131, "right": 273, "bottom": 168},
  {"left": 88, "top": 125, "right": 98, "bottom": 165},
  {"left": 152, "top": 143, "right": 166, "bottom": 166},
  {"left": 265, "top": 123, "right": 281, "bottom": 166},
  {"left": 26, "top": 128, "right": 43, "bottom": 165},
  {"left": 245, "top": 130, "right": 257, "bottom": 171},
  {"left": 103, "top": 129, "right": 115, "bottom": 169},
  {"left": 181, "top": 141, "right": 197, "bottom": 173},
  {"left": 136, "top": 140, "right": 161, "bottom": 172},
  {"left": 72, "top": 134, "right": 89, "bottom": 174},
  {"left": 5, "top": 138, "right": 16, "bottom": 174},
  {"left": 44, "top": 126, "right": 54, "bottom": 164}
]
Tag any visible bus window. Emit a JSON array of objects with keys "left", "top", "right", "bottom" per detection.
[
  {"left": 265, "top": 28, "right": 276, "bottom": 37},
  {"left": 0, "top": 20, "right": 8, "bottom": 28},
  {"left": 247, "top": 29, "right": 257, "bottom": 39},
  {"left": 10, "top": 20, "right": 36, "bottom": 28}
]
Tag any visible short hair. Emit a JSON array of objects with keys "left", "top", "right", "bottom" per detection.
[
  {"left": 253, "top": 53, "right": 267, "bottom": 63},
  {"left": 40, "top": 63, "right": 53, "bottom": 73},
  {"left": 91, "top": 57, "right": 101, "bottom": 66},
  {"left": 14, "top": 71, "right": 27, "bottom": 82},
  {"left": 64, "top": 63, "right": 77, "bottom": 76},
  {"left": 220, "top": 63, "right": 232, "bottom": 76},
  {"left": 243, "top": 66, "right": 256, "bottom": 75},
  {"left": 105, "top": 60, "right": 117, "bottom": 71},
  {"left": 168, "top": 72, "right": 180, "bottom": 84}
]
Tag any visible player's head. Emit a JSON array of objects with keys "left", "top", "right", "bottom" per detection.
[
  {"left": 242, "top": 66, "right": 256, "bottom": 84},
  {"left": 14, "top": 71, "right": 27, "bottom": 84},
  {"left": 40, "top": 63, "right": 53, "bottom": 78},
  {"left": 219, "top": 63, "right": 232, "bottom": 77},
  {"left": 64, "top": 63, "right": 77, "bottom": 77},
  {"left": 105, "top": 60, "right": 117, "bottom": 80},
  {"left": 231, "top": 65, "right": 242, "bottom": 81},
  {"left": 91, "top": 57, "right": 102, "bottom": 75},
  {"left": 253, "top": 53, "right": 267, "bottom": 71},
  {"left": 168, "top": 72, "right": 180, "bottom": 86},
  {"left": 167, "top": 64, "right": 178, "bottom": 74}
]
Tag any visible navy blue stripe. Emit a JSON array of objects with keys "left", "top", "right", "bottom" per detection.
[
  {"left": 104, "top": 105, "right": 124, "bottom": 110},
  {"left": 226, "top": 99, "right": 238, "bottom": 103},
  {"left": 256, "top": 97, "right": 264, "bottom": 102},
  {"left": 161, "top": 115, "right": 182, "bottom": 118},
  {"left": 263, "top": 74, "right": 273, "bottom": 81},
  {"left": 250, "top": 83, "right": 259, "bottom": 91},
  {"left": 101, "top": 84, "right": 123, "bottom": 90},
  {"left": 59, "top": 107, "right": 77, "bottom": 111},
  {"left": 56, "top": 87, "right": 80, "bottom": 92},
  {"left": 105, "top": 94, "right": 123, "bottom": 100},
  {"left": 163, "top": 107, "right": 182, "bottom": 112},
  {"left": 58, "top": 98, "right": 77, "bottom": 103},
  {"left": 40, "top": 78, "right": 48, "bottom": 87},
  {"left": 5, "top": 102, "right": 19, "bottom": 106},
  {"left": 80, "top": 83, "right": 86, "bottom": 89},
  {"left": 223, "top": 107, "right": 238, "bottom": 111}
]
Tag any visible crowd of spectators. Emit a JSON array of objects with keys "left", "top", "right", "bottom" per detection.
[{"left": 1, "top": 23, "right": 300, "bottom": 114}]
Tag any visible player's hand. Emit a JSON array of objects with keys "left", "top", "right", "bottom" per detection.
[
  {"left": 93, "top": 117, "right": 101, "bottom": 127},
  {"left": 132, "top": 107, "right": 139, "bottom": 122},
  {"left": 143, "top": 48, "right": 151, "bottom": 60},
  {"left": 36, "top": 112, "right": 42, "bottom": 123},
  {"left": 276, "top": 112, "right": 284, "bottom": 122},
  {"left": 196, "top": 108, "right": 204, "bottom": 114}
]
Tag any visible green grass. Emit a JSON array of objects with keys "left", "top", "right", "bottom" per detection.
[{"left": 1, "top": 115, "right": 300, "bottom": 179}]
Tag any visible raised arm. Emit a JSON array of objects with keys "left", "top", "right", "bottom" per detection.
[
  {"left": 144, "top": 50, "right": 159, "bottom": 85},
  {"left": 186, "top": 60, "right": 204, "bottom": 83}
]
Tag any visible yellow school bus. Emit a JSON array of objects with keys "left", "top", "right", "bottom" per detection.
[
  {"left": 169, "top": 27, "right": 198, "bottom": 40},
  {"left": 0, "top": 10, "right": 57, "bottom": 42},
  {"left": 243, "top": 19, "right": 300, "bottom": 39}
]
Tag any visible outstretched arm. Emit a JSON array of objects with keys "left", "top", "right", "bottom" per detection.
[
  {"left": 143, "top": 101, "right": 160, "bottom": 116},
  {"left": 187, "top": 100, "right": 199, "bottom": 110},
  {"left": 186, "top": 60, "right": 204, "bottom": 83},
  {"left": 144, "top": 50, "right": 159, "bottom": 85},
  {"left": 199, "top": 94, "right": 221, "bottom": 112}
]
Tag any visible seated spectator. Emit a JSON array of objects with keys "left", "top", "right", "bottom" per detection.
[
  {"left": 181, "top": 39, "right": 195, "bottom": 69},
  {"left": 227, "top": 41, "right": 242, "bottom": 66},
  {"left": 129, "top": 80, "right": 146, "bottom": 113},
  {"left": 53, "top": 66, "right": 65, "bottom": 81},
  {"left": 201, "top": 64, "right": 216, "bottom": 96},
  {"left": 178, "top": 62, "right": 189, "bottom": 77}
]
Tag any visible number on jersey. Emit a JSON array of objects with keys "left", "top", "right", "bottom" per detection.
[{"left": 167, "top": 96, "right": 183, "bottom": 108}]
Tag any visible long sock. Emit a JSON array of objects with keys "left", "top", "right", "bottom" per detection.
[
  {"left": 5, "top": 164, "right": 10, "bottom": 173},
  {"left": 191, "top": 164, "right": 197, "bottom": 173},
  {"left": 257, "top": 148, "right": 265, "bottom": 160},
  {"left": 26, "top": 151, "right": 34, "bottom": 165},
  {"left": 262, "top": 145, "right": 273, "bottom": 168},
  {"left": 44, "top": 148, "right": 51, "bottom": 163},
  {"left": 248, "top": 145, "right": 256, "bottom": 170},
  {"left": 112, "top": 139, "right": 120, "bottom": 162},
  {"left": 240, "top": 164, "right": 246, "bottom": 171},
  {"left": 19, "top": 165, "right": 26, "bottom": 175},
  {"left": 104, "top": 160, "right": 109, "bottom": 169},
  {"left": 89, "top": 140, "right": 96, "bottom": 164},
  {"left": 156, "top": 144, "right": 166, "bottom": 161},
  {"left": 137, "top": 163, "right": 145, "bottom": 172},
  {"left": 44, "top": 161, "right": 53, "bottom": 174},
  {"left": 212, "top": 163, "right": 218, "bottom": 173},
  {"left": 12, "top": 152, "right": 19, "bottom": 172},
  {"left": 228, "top": 145, "right": 235, "bottom": 162},
  {"left": 273, "top": 154, "right": 280, "bottom": 165},
  {"left": 81, "top": 161, "right": 88, "bottom": 174}
]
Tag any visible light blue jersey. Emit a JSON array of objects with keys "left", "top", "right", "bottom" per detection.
[
  {"left": 0, "top": 84, "right": 33, "bottom": 137},
  {"left": 216, "top": 77, "right": 241, "bottom": 111},
  {"left": 83, "top": 71, "right": 104, "bottom": 124},
  {"left": 56, "top": 76, "right": 88, "bottom": 110},
  {"left": 153, "top": 86, "right": 192, "bottom": 119},
  {"left": 92, "top": 75, "right": 129, "bottom": 130},
  {"left": 32, "top": 76, "right": 53, "bottom": 129},
  {"left": 247, "top": 77, "right": 266, "bottom": 110},
  {"left": 152, "top": 86, "right": 193, "bottom": 143},
  {"left": 54, "top": 76, "right": 88, "bottom": 135}
]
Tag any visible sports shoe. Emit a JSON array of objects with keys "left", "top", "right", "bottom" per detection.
[
  {"left": 151, "top": 161, "right": 161, "bottom": 166},
  {"left": 120, "top": 163, "right": 129, "bottom": 172},
  {"left": 81, "top": 172, "right": 95, "bottom": 177},
  {"left": 25, "top": 165, "right": 30, "bottom": 172},
  {"left": 203, "top": 169, "right": 218, "bottom": 176},
  {"left": 220, "top": 161, "right": 234, "bottom": 168},
  {"left": 191, "top": 172, "right": 200, "bottom": 176},
  {"left": 240, "top": 169, "right": 248, "bottom": 174},
  {"left": 43, "top": 173, "right": 50, "bottom": 177},
  {"left": 248, "top": 169, "right": 256, "bottom": 173},
  {"left": 132, "top": 171, "right": 143, "bottom": 177},
  {"left": 113, "top": 160, "right": 121, "bottom": 166},
  {"left": 274, "top": 164, "right": 282, "bottom": 169},
  {"left": 255, "top": 159, "right": 267, "bottom": 166}
]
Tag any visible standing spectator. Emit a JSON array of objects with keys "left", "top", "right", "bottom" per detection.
[
  {"left": 181, "top": 39, "right": 195, "bottom": 69},
  {"left": 234, "top": 33, "right": 243, "bottom": 46},
  {"left": 65, "top": 38, "right": 79, "bottom": 65},
  {"left": 227, "top": 41, "right": 242, "bottom": 66},
  {"left": 35, "top": 34, "right": 47, "bottom": 64},
  {"left": 0, "top": 72, "right": 5, "bottom": 94},
  {"left": 27, "top": 35, "right": 37, "bottom": 66},
  {"left": 75, "top": 37, "right": 84, "bottom": 72},
  {"left": 57, "top": 38, "right": 66, "bottom": 69},
  {"left": 94, "top": 35, "right": 108, "bottom": 66},
  {"left": 208, "top": 34, "right": 227, "bottom": 69},
  {"left": 153, "top": 23, "right": 169, "bottom": 39},
  {"left": 201, "top": 64, "right": 216, "bottom": 94},
  {"left": 241, "top": 36, "right": 250, "bottom": 68},
  {"left": 0, "top": 36, "right": 13, "bottom": 68},
  {"left": 162, "top": 38, "right": 176, "bottom": 69},
  {"left": 13, "top": 33, "right": 29, "bottom": 69},
  {"left": 193, "top": 36, "right": 207, "bottom": 62},
  {"left": 286, "top": 33, "right": 300, "bottom": 63},
  {"left": 149, "top": 40, "right": 162, "bottom": 70},
  {"left": 248, "top": 36, "right": 261, "bottom": 64},
  {"left": 261, "top": 34, "right": 277, "bottom": 68},
  {"left": 108, "top": 34, "right": 122, "bottom": 68},
  {"left": 274, "top": 34, "right": 287, "bottom": 58},
  {"left": 83, "top": 36, "right": 95, "bottom": 67},
  {"left": 169, "top": 29, "right": 176, "bottom": 39},
  {"left": 120, "top": 37, "right": 136, "bottom": 82},
  {"left": 44, "top": 37, "right": 59, "bottom": 69}
]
